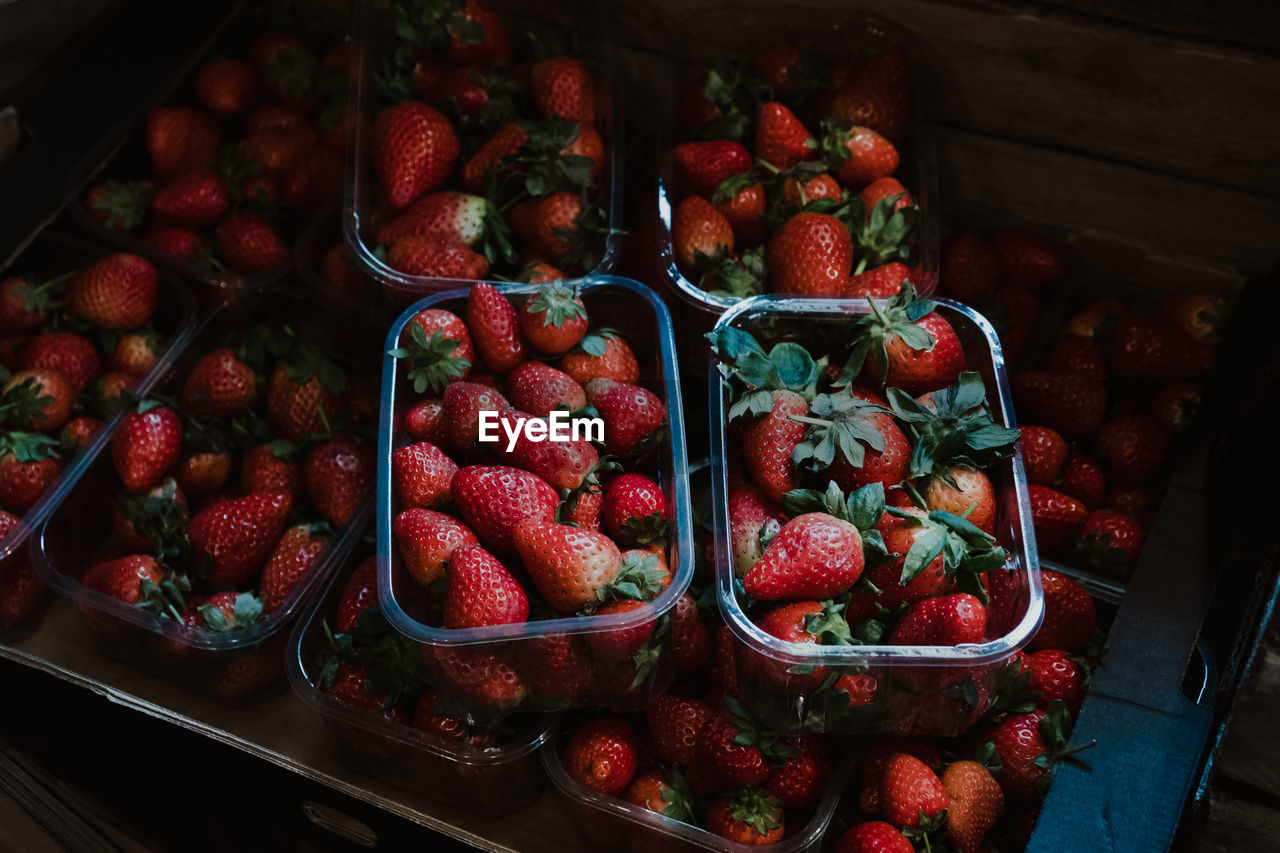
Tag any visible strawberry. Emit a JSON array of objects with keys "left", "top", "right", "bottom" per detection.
[
  {"left": 511, "top": 191, "right": 600, "bottom": 266},
  {"left": 1020, "top": 425, "right": 1068, "bottom": 485},
  {"left": 1, "top": 370, "right": 72, "bottom": 432},
  {"left": 62, "top": 416, "right": 102, "bottom": 451},
  {"left": 111, "top": 402, "right": 182, "bottom": 492},
  {"left": 672, "top": 196, "right": 734, "bottom": 273},
  {"left": 793, "top": 390, "right": 912, "bottom": 494},
  {"left": 1027, "top": 485, "right": 1087, "bottom": 553},
  {"left": 393, "top": 508, "right": 478, "bottom": 586},
  {"left": 324, "top": 665, "right": 405, "bottom": 723},
  {"left": 260, "top": 523, "right": 328, "bottom": 611},
  {"left": 726, "top": 487, "right": 786, "bottom": 576},
  {"left": 375, "top": 191, "right": 492, "bottom": 248},
  {"left": 780, "top": 171, "right": 842, "bottom": 207},
  {"left": 1011, "top": 371, "right": 1107, "bottom": 440},
  {"left": 560, "top": 485, "right": 603, "bottom": 531},
  {"left": 562, "top": 717, "right": 638, "bottom": 796},
  {"left": 584, "top": 379, "right": 666, "bottom": 458},
  {"left": 766, "top": 735, "right": 834, "bottom": 808},
  {"left": 844, "top": 262, "right": 910, "bottom": 299},
  {"left": 1092, "top": 411, "right": 1173, "bottom": 486},
  {"left": 181, "top": 349, "right": 258, "bottom": 417},
  {"left": 891, "top": 593, "right": 986, "bottom": 647},
  {"left": 990, "top": 701, "right": 1088, "bottom": 801},
  {"left": 1110, "top": 310, "right": 1214, "bottom": 381},
  {"left": 264, "top": 351, "right": 347, "bottom": 442},
  {"left": 942, "top": 760, "right": 1004, "bottom": 853},
  {"left": 280, "top": 146, "right": 344, "bottom": 210},
  {"left": 755, "top": 102, "right": 817, "bottom": 170},
  {"left": 1075, "top": 508, "right": 1144, "bottom": 572},
  {"left": 645, "top": 692, "right": 714, "bottom": 766},
  {"left": 990, "top": 227, "right": 1065, "bottom": 290},
  {"left": 518, "top": 282, "right": 588, "bottom": 356},
  {"left": 1148, "top": 380, "right": 1204, "bottom": 433},
  {"left": 505, "top": 418, "right": 599, "bottom": 491},
  {"left": 336, "top": 556, "right": 379, "bottom": 632},
  {"left": 454, "top": 466, "right": 558, "bottom": 556},
  {"left": 175, "top": 448, "right": 232, "bottom": 498},
  {"left": 152, "top": 169, "right": 231, "bottom": 228},
  {"left": 467, "top": 283, "right": 528, "bottom": 374},
  {"left": 459, "top": 122, "right": 527, "bottom": 193},
  {"left": 0, "top": 273, "right": 67, "bottom": 333},
  {"left": 443, "top": 0, "right": 512, "bottom": 66},
  {"left": 1045, "top": 334, "right": 1108, "bottom": 382},
  {"left": 921, "top": 464, "right": 998, "bottom": 534},
  {"left": 0, "top": 433, "right": 62, "bottom": 512},
  {"left": 672, "top": 592, "right": 712, "bottom": 675},
  {"left": 319, "top": 243, "right": 364, "bottom": 295},
  {"left": 440, "top": 381, "right": 509, "bottom": 454},
  {"left": 736, "top": 390, "right": 808, "bottom": 503},
  {"left": 602, "top": 473, "right": 668, "bottom": 546},
  {"left": 194, "top": 57, "right": 257, "bottom": 117},
  {"left": 940, "top": 232, "right": 1001, "bottom": 302},
  {"left": 371, "top": 102, "right": 461, "bottom": 210},
  {"left": 752, "top": 45, "right": 804, "bottom": 97},
  {"left": 1030, "top": 570, "right": 1096, "bottom": 652},
  {"left": 443, "top": 544, "right": 529, "bottom": 628},
  {"left": 242, "top": 126, "right": 316, "bottom": 173},
  {"left": 109, "top": 332, "right": 159, "bottom": 376},
  {"left": 392, "top": 441, "right": 457, "bottom": 510},
  {"left": 766, "top": 212, "right": 852, "bottom": 295},
  {"left": 216, "top": 212, "right": 288, "bottom": 273},
  {"left": 110, "top": 477, "right": 187, "bottom": 552},
  {"left": 242, "top": 103, "right": 307, "bottom": 135},
  {"left": 694, "top": 700, "right": 785, "bottom": 789},
  {"left": 706, "top": 789, "right": 786, "bottom": 845},
  {"left": 1057, "top": 451, "right": 1106, "bottom": 509},
  {"left": 145, "top": 106, "right": 217, "bottom": 179},
  {"left": 856, "top": 737, "right": 941, "bottom": 816},
  {"left": 826, "top": 49, "right": 909, "bottom": 143},
  {"left": 822, "top": 123, "right": 898, "bottom": 189},
  {"left": 17, "top": 332, "right": 101, "bottom": 392},
  {"left": 622, "top": 769, "right": 697, "bottom": 820},
  {"left": 505, "top": 362, "right": 585, "bottom": 417},
  {"left": 673, "top": 140, "right": 753, "bottom": 197},
  {"left": 391, "top": 308, "right": 474, "bottom": 395},
  {"left": 558, "top": 330, "right": 639, "bottom": 386},
  {"left": 83, "top": 180, "right": 154, "bottom": 233},
  {"left": 713, "top": 174, "right": 767, "bottom": 246},
  {"left": 530, "top": 56, "right": 595, "bottom": 125},
  {"left": 66, "top": 253, "right": 158, "bottom": 330},
  {"left": 145, "top": 224, "right": 206, "bottom": 260},
  {"left": 585, "top": 598, "right": 657, "bottom": 662},
  {"left": 0, "top": 523, "right": 43, "bottom": 624},
  {"left": 518, "top": 631, "right": 595, "bottom": 699},
  {"left": 1162, "top": 290, "right": 1229, "bottom": 343},
  {"left": 1022, "top": 648, "right": 1086, "bottom": 715},
  {"left": 847, "top": 284, "right": 965, "bottom": 395},
  {"left": 1066, "top": 297, "right": 1125, "bottom": 338},
  {"left": 403, "top": 398, "right": 445, "bottom": 444},
  {"left": 240, "top": 445, "right": 303, "bottom": 503},
  {"left": 745, "top": 512, "right": 864, "bottom": 601},
  {"left": 80, "top": 554, "right": 163, "bottom": 603},
  {"left": 188, "top": 491, "right": 291, "bottom": 585},
  {"left": 385, "top": 237, "right": 490, "bottom": 279},
  {"left": 880, "top": 753, "right": 947, "bottom": 828},
  {"left": 430, "top": 644, "right": 528, "bottom": 711},
  {"left": 835, "top": 822, "right": 914, "bottom": 853},
  {"left": 303, "top": 436, "right": 373, "bottom": 526},
  {"left": 859, "top": 176, "right": 911, "bottom": 214},
  {"left": 864, "top": 510, "right": 957, "bottom": 610},
  {"left": 512, "top": 519, "right": 621, "bottom": 613}
]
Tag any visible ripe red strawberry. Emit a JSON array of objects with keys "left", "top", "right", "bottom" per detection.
[
  {"left": 280, "top": 146, "right": 344, "bottom": 210},
  {"left": 756, "top": 102, "right": 817, "bottom": 170},
  {"left": 67, "top": 253, "right": 158, "bottom": 330},
  {"left": 152, "top": 169, "right": 231, "bottom": 228},
  {"left": 673, "top": 140, "right": 753, "bottom": 197},
  {"left": 393, "top": 507, "right": 478, "bottom": 586},
  {"left": 17, "top": 331, "right": 101, "bottom": 392},
  {"left": 990, "top": 227, "right": 1065, "bottom": 290},
  {"left": 1162, "top": 290, "right": 1228, "bottom": 343},
  {"left": 467, "top": 283, "right": 528, "bottom": 374},
  {"left": 505, "top": 361, "right": 585, "bottom": 417},
  {"left": 942, "top": 760, "right": 1004, "bottom": 853},
  {"left": 517, "top": 631, "right": 595, "bottom": 699},
  {"left": 385, "top": 237, "right": 490, "bottom": 279},
  {"left": 442, "top": 0, "right": 511, "bottom": 65},
  {"left": 645, "top": 692, "right": 713, "bottom": 766},
  {"left": 0, "top": 274, "right": 63, "bottom": 333},
  {"left": 802, "top": 393, "right": 912, "bottom": 494},
  {"left": 518, "top": 282, "right": 588, "bottom": 356},
  {"left": 145, "top": 106, "right": 217, "bottom": 179},
  {"left": 503, "top": 416, "right": 599, "bottom": 491},
  {"left": 1023, "top": 648, "right": 1087, "bottom": 715},
  {"left": 175, "top": 449, "right": 233, "bottom": 498},
  {"left": 454, "top": 466, "right": 559, "bottom": 556},
  {"left": 265, "top": 354, "right": 347, "bottom": 442},
  {"left": 562, "top": 717, "right": 638, "bottom": 796},
  {"left": 510, "top": 191, "right": 595, "bottom": 264},
  {"left": 766, "top": 735, "right": 834, "bottom": 808},
  {"left": 745, "top": 512, "right": 864, "bottom": 601},
  {"left": 403, "top": 398, "right": 445, "bottom": 445},
  {"left": 584, "top": 379, "right": 666, "bottom": 458},
  {"left": 260, "top": 522, "right": 328, "bottom": 612},
  {"left": 430, "top": 644, "right": 528, "bottom": 711},
  {"left": 940, "top": 231, "right": 1001, "bottom": 302},
  {"left": 240, "top": 444, "right": 303, "bottom": 503},
  {"left": 694, "top": 704, "right": 776, "bottom": 788},
  {"left": 780, "top": 171, "right": 842, "bottom": 207},
  {"left": 241, "top": 126, "right": 317, "bottom": 174},
  {"left": 375, "top": 191, "right": 491, "bottom": 248},
  {"left": 891, "top": 593, "right": 986, "bottom": 647},
  {"left": 109, "top": 332, "right": 159, "bottom": 376},
  {"left": 188, "top": 491, "right": 292, "bottom": 585},
  {"left": 558, "top": 330, "right": 639, "bottom": 386},
  {"left": 394, "top": 308, "right": 474, "bottom": 396},
  {"left": 111, "top": 403, "right": 182, "bottom": 492},
  {"left": 145, "top": 224, "right": 206, "bottom": 260},
  {"left": 826, "top": 49, "right": 909, "bottom": 143},
  {"left": 1011, "top": 371, "right": 1107, "bottom": 440},
  {"left": 1031, "top": 570, "right": 1096, "bottom": 652},
  {"left": 740, "top": 390, "right": 808, "bottom": 504},
  {"left": 303, "top": 436, "right": 373, "bottom": 526},
  {"left": 1057, "top": 451, "right": 1106, "bottom": 509},
  {"left": 766, "top": 212, "right": 852, "bottom": 295},
  {"left": 194, "top": 57, "right": 257, "bottom": 117},
  {"left": 856, "top": 738, "right": 941, "bottom": 817},
  {"left": 859, "top": 177, "right": 911, "bottom": 214},
  {"left": 324, "top": 665, "right": 405, "bottom": 723},
  {"left": 622, "top": 769, "right": 696, "bottom": 819},
  {"left": 319, "top": 243, "right": 364, "bottom": 295},
  {"left": 336, "top": 556, "right": 378, "bottom": 632},
  {"left": 585, "top": 598, "right": 657, "bottom": 662},
  {"left": 1027, "top": 484, "right": 1087, "bottom": 553},
  {"left": 216, "top": 212, "right": 288, "bottom": 273},
  {"left": 512, "top": 519, "right": 621, "bottom": 613},
  {"left": 530, "top": 56, "right": 595, "bottom": 125},
  {"left": 81, "top": 554, "right": 163, "bottom": 603},
  {"left": 440, "top": 381, "right": 509, "bottom": 454},
  {"left": 844, "top": 262, "right": 910, "bottom": 299},
  {"left": 1, "top": 369, "right": 74, "bottom": 434},
  {"left": 602, "top": 473, "right": 668, "bottom": 546},
  {"left": 1045, "top": 334, "right": 1108, "bottom": 382},
  {"left": 823, "top": 123, "right": 898, "bottom": 189},
  {"left": 392, "top": 441, "right": 457, "bottom": 510},
  {"left": 706, "top": 790, "right": 786, "bottom": 845},
  {"left": 727, "top": 486, "right": 785, "bottom": 575},
  {"left": 459, "top": 122, "right": 527, "bottom": 193},
  {"left": 865, "top": 509, "right": 955, "bottom": 609},
  {"left": 672, "top": 592, "right": 712, "bottom": 676},
  {"left": 1021, "top": 425, "right": 1068, "bottom": 485},
  {"left": 672, "top": 196, "right": 734, "bottom": 273},
  {"left": 443, "top": 544, "right": 529, "bottom": 628},
  {"left": 1076, "top": 508, "right": 1144, "bottom": 569},
  {"left": 714, "top": 176, "right": 768, "bottom": 247},
  {"left": 989, "top": 702, "right": 1085, "bottom": 801},
  {"left": 849, "top": 286, "right": 965, "bottom": 395},
  {"left": 371, "top": 102, "right": 460, "bottom": 210},
  {"left": 62, "top": 416, "right": 102, "bottom": 451},
  {"left": 1092, "top": 411, "right": 1173, "bottom": 486},
  {"left": 835, "top": 822, "right": 914, "bottom": 853},
  {"left": 181, "top": 349, "right": 258, "bottom": 417},
  {"left": 0, "top": 435, "right": 63, "bottom": 513},
  {"left": 1111, "top": 310, "right": 1214, "bottom": 381},
  {"left": 560, "top": 485, "right": 603, "bottom": 531},
  {"left": 880, "top": 753, "right": 947, "bottom": 828}
]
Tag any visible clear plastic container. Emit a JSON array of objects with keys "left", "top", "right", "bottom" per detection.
[
  {"left": 376, "top": 276, "right": 692, "bottom": 723},
  {"left": 709, "top": 295, "right": 1042, "bottom": 737},
  {"left": 542, "top": 713, "right": 854, "bottom": 853},
  {"left": 655, "top": 8, "right": 941, "bottom": 369},
  {"left": 344, "top": 0, "right": 624, "bottom": 303},
  {"left": 61, "top": 3, "right": 343, "bottom": 299},
  {"left": 30, "top": 286, "right": 379, "bottom": 704},
  {"left": 0, "top": 233, "right": 199, "bottom": 637},
  {"left": 287, "top": 544, "right": 556, "bottom": 818}
]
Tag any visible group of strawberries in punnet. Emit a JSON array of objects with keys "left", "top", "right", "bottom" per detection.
[
  {"left": 670, "top": 41, "right": 920, "bottom": 302},
  {"left": 1, "top": 252, "right": 167, "bottom": 624},
  {"left": 83, "top": 29, "right": 348, "bottom": 274},
  {"left": 0, "top": 0, "right": 1235, "bottom": 848},
  {"left": 362, "top": 0, "right": 610, "bottom": 283}
]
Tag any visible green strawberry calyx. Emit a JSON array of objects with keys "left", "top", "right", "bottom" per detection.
[
  {"left": 788, "top": 389, "right": 892, "bottom": 473},
  {"left": 841, "top": 281, "right": 934, "bottom": 382},
  {"left": 706, "top": 326, "right": 824, "bottom": 421},
  {"left": 388, "top": 322, "right": 471, "bottom": 394},
  {"left": 523, "top": 281, "right": 586, "bottom": 329},
  {"left": 888, "top": 372, "right": 1021, "bottom": 481},
  {"left": 198, "top": 592, "right": 264, "bottom": 632}
]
